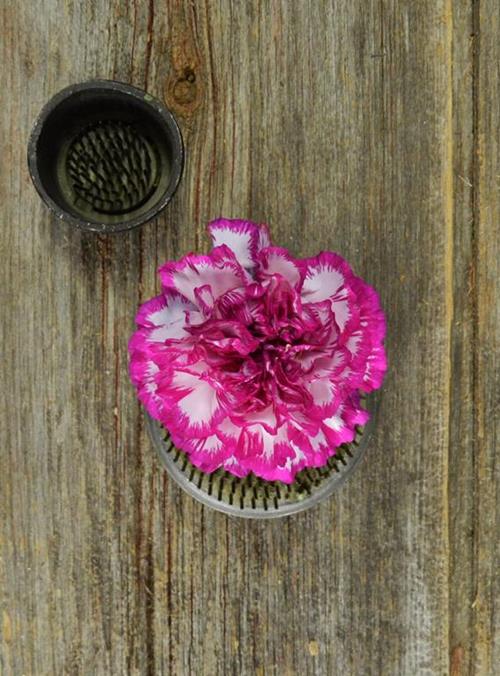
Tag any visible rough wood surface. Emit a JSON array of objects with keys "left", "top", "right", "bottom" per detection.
[{"left": 1, "top": 1, "right": 498, "bottom": 674}]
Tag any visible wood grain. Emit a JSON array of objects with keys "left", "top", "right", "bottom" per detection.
[
  {"left": 472, "top": 1, "right": 500, "bottom": 673},
  {"left": 0, "top": 1, "right": 498, "bottom": 674}
]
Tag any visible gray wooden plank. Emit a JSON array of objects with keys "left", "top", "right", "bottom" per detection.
[
  {"left": 472, "top": 2, "right": 500, "bottom": 673},
  {"left": 448, "top": 2, "right": 476, "bottom": 673},
  {"left": 1, "top": 1, "right": 497, "bottom": 675}
]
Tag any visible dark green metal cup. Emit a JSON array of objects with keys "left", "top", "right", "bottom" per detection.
[{"left": 28, "top": 80, "right": 184, "bottom": 233}]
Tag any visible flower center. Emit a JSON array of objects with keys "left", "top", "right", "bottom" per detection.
[{"left": 188, "top": 279, "right": 321, "bottom": 411}]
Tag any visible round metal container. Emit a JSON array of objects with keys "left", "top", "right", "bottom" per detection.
[
  {"left": 146, "top": 396, "right": 375, "bottom": 518},
  {"left": 28, "top": 80, "right": 184, "bottom": 233}
]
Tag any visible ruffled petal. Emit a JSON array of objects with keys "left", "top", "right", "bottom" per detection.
[
  {"left": 301, "top": 252, "right": 358, "bottom": 332},
  {"left": 362, "top": 343, "right": 388, "bottom": 392},
  {"left": 181, "top": 434, "right": 232, "bottom": 473},
  {"left": 207, "top": 218, "right": 273, "bottom": 269},
  {"left": 222, "top": 455, "right": 250, "bottom": 477},
  {"left": 305, "top": 377, "right": 344, "bottom": 420},
  {"left": 257, "top": 246, "right": 304, "bottom": 289},
  {"left": 301, "top": 251, "right": 350, "bottom": 300},
  {"left": 136, "top": 292, "right": 195, "bottom": 327},
  {"left": 349, "top": 276, "right": 387, "bottom": 391},
  {"left": 231, "top": 405, "right": 279, "bottom": 434},
  {"left": 275, "top": 442, "right": 308, "bottom": 478},
  {"left": 288, "top": 425, "right": 333, "bottom": 468},
  {"left": 321, "top": 395, "right": 370, "bottom": 447},
  {"left": 133, "top": 292, "right": 199, "bottom": 343},
  {"left": 156, "top": 367, "right": 226, "bottom": 438},
  {"left": 129, "top": 353, "right": 165, "bottom": 418},
  {"left": 159, "top": 249, "right": 246, "bottom": 308},
  {"left": 235, "top": 423, "right": 297, "bottom": 482}
]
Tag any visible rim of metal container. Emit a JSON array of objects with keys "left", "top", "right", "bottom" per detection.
[
  {"left": 27, "top": 79, "right": 184, "bottom": 233},
  {"left": 146, "top": 394, "right": 376, "bottom": 519}
]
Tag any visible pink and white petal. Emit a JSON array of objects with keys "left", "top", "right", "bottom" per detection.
[
  {"left": 301, "top": 252, "right": 354, "bottom": 304},
  {"left": 215, "top": 416, "right": 242, "bottom": 445},
  {"left": 214, "top": 287, "right": 253, "bottom": 324},
  {"left": 321, "top": 404, "right": 357, "bottom": 447},
  {"left": 294, "top": 349, "right": 323, "bottom": 373},
  {"left": 128, "top": 355, "right": 166, "bottom": 418},
  {"left": 129, "top": 351, "right": 161, "bottom": 388},
  {"left": 289, "top": 424, "right": 333, "bottom": 469},
  {"left": 132, "top": 293, "right": 198, "bottom": 345},
  {"left": 343, "top": 394, "right": 371, "bottom": 428},
  {"left": 136, "top": 383, "right": 163, "bottom": 419},
  {"left": 135, "top": 292, "right": 196, "bottom": 329},
  {"left": 331, "top": 290, "right": 356, "bottom": 333},
  {"left": 182, "top": 434, "right": 233, "bottom": 473},
  {"left": 134, "top": 295, "right": 167, "bottom": 327},
  {"left": 207, "top": 218, "right": 262, "bottom": 268},
  {"left": 284, "top": 424, "right": 314, "bottom": 457},
  {"left": 310, "top": 428, "right": 341, "bottom": 467},
  {"left": 190, "top": 319, "right": 260, "bottom": 358},
  {"left": 159, "top": 252, "right": 245, "bottom": 307},
  {"left": 321, "top": 395, "right": 369, "bottom": 448},
  {"left": 184, "top": 308, "right": 206, "bottom": 327},
  {"left": 305, "top": 377, "right": 344, "bottom": 419},
  {"left": 309, "top": 379, "right": 334, "bottom": 406},
  {"left": 257, "top": 247, "right": 304, "bottom": 289},
  {"left": 129, "top": 326, "right": 194, "bottom": 358},
  {"left": 133, "top": 341, "right": 195, "bottom": 373},
  {"left": 231, "top": 404, "right": 279, "bottom": 434},
  {"left": 302, "top": 298, "right": 336, "bottom": 327},
  {"left": 342, "top": 328, "right": 376, "bottom": 390},
  {"left": 158, "top": 369, "right": 226, "bottom": 438},
  {"left": 275, "top": 441, "right": 308, "bottom": 481},
  {"left": 210, "top": 244, "right": 255, "bottom": 284},
  {"left": 350, "top": 276, "right": 387, "bottom": 342},
  {"left": 310, "top": 347, "right": 350, "bottom": 380},
  {"left": 348, "top": 276, "right": 387, "bottom": 390},
  {"left": 235, "top": 423, "right": 296, "bottom": 482},
  {"left": 287, "top": 408, "right": 322, "bottom": 436},
  {"left": 149, "top": 319, "right": 189, "bottom": 342},
  {"left": 136, "top": 365, "right": 181, "bottom": 421},
  {"left": 362, "top": 344, "right": 388, "bottom": 392},
  {"left": 222, "top": 454, "right": 250, "bottom": 477},
  {"left": 129, "top": 328, "right": 161, "bottom": 355},
  {"left": 194, "top": 284, "right": 215, "bottom": 315},
  {"left": 345, "top": 329, "right": 372, "bottom": 364}
]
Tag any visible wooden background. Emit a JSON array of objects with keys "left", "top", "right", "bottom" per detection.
[{"left": 1, "top": 1, "right": 499, "bottom": 674}]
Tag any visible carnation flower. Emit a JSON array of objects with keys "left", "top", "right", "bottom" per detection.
[{"left": 129, "top": 218, "right": 387, "bottom": 483}]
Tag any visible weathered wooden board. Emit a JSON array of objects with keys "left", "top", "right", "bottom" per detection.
[
  {"left": 472, "top": 2, "right": 500, "bottom": 673},
  {"left": 0, "top": 1, "right": 498, "bottom": 674}
]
